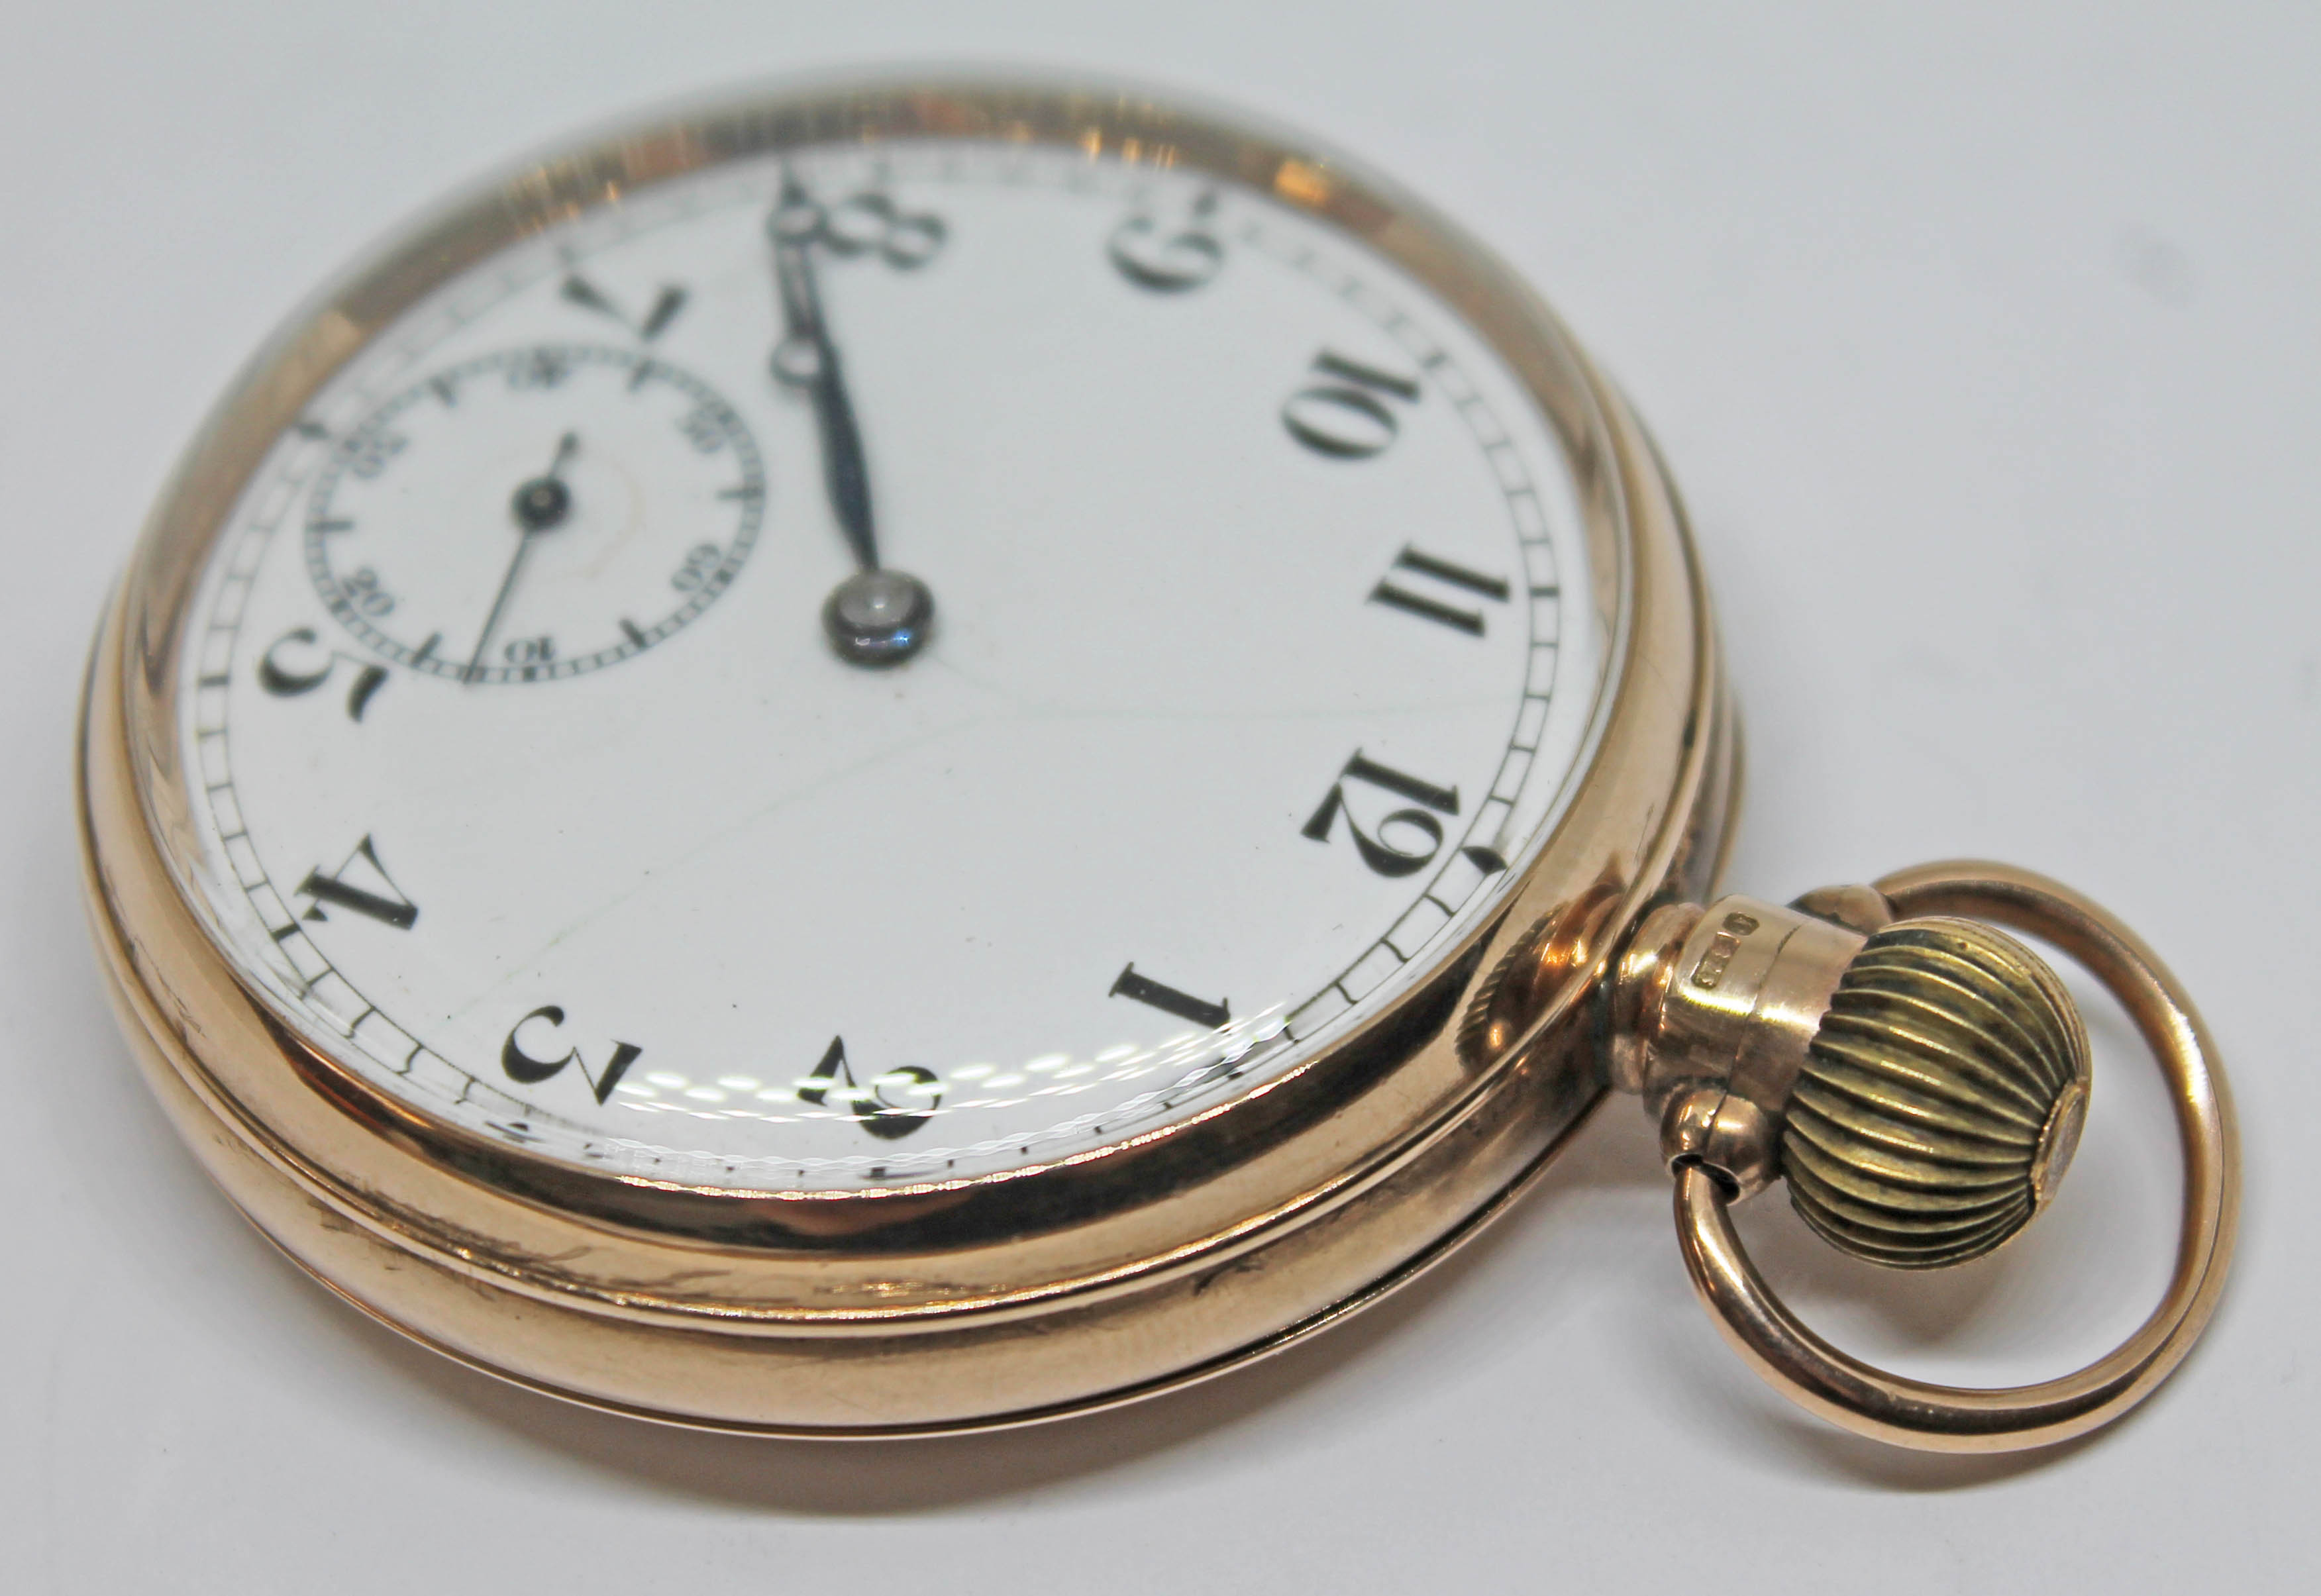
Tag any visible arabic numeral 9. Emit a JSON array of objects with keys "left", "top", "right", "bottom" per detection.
[{"left": 670, "top": 543, "right": 725, "bottom": 592}]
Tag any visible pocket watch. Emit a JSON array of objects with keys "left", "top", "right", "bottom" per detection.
[{"left": 79, "top": 73, "right": 2239, "bottom": 1452}]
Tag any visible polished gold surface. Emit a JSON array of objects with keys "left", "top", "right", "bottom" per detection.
[
  {"left": 1613, "top": 893, "right": 1867, "bottom": 1199},
  {"left": 1785, "top": 916, "right": 2091, "bottom": 1268},
  {"left": 82, "top": 70, "right": 2235, "bottom": 1454},
  {"left": 80, "top": 75, "right": 1738, "bottom": 1434},
  {"left": 1667, "top": 862, "right": 2238, "bottom": 1452}
]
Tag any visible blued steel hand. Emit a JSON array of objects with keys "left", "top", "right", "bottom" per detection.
[
  {"left": 464, "top": 430, "right": 577, "bottom": 682},
  {"left": 771, "top": 172, "right": 880, "bottom": 574},
  {"left": 768, "top": 170, "right": 933, "bottom": 666}
]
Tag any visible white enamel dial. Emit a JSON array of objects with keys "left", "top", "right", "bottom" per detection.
[{"left": 172, "top": 138, "right": 1608, "bottom": 1191}]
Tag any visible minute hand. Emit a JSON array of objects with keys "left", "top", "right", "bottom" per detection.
[{"left": 772, "top": 202, "right": 880, "bottom": 572}]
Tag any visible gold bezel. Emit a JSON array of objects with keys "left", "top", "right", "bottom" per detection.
[{"left": 80, "top": 75, "right": 1735, "bottom": 1434}]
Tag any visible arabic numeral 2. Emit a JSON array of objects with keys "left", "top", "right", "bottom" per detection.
[
  {"left": 677, "top": 403, "right": 727, "bottom": 453},
  {"left": 796, "top": 1036, "right": 941, "bottom": 1140}
]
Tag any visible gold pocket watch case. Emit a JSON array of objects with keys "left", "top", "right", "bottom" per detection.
[{"left": 79, "top": 74, "right": 2236, "bottom": 1450}]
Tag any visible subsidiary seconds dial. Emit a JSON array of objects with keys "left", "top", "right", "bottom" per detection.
[{"left": 303, "top": 344, "right": 764, "bottom": 683}]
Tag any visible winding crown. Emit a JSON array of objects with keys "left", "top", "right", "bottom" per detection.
[
  {"left": 1786, "top": 917, "right": 2090, "bottom": 1267},
  {"left": 1610, "top": 891, "right": 2091, "bottom": 1270}
]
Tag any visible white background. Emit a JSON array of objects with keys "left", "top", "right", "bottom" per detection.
[{"left": 3, "top": 3, "right": 2312, "bottom": 1591}]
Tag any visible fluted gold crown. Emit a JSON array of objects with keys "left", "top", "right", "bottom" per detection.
[{"left": 1782, "top": 917, "right": 2090, "bottom": 1269}]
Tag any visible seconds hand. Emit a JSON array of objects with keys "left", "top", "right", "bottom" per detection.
[
  {"left": 769, "top": 170, "right": 935, "bottom": 666},
  {"left": 464, "top": 430, "right": 578, "bottom": 682}
]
